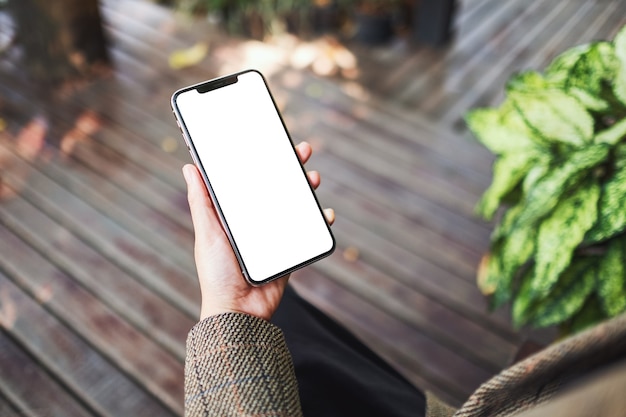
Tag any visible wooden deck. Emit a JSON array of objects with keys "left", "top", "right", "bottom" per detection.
[{"left": 0, "top": 0, "right": 624, "bottom": 415}]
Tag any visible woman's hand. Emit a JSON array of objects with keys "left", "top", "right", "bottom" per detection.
[{"left": 183, "top": 141, "right": 334, "bottom": 321}]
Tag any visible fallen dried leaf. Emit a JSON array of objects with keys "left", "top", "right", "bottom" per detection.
[
  {"left": 169, "top": 42, "right": 209, "bottom": 70},
  {"left": 343, "top": 246, "right": 360, "bottom": 262}
]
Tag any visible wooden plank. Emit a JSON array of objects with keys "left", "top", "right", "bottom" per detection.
[
  {"left": 0, "top": 138, "right": 200, "bottom": 319},
  {"left": 417, "top": 0, "right": 571, "bottom": 122},
  {"left": 391, "top": 0, "right": 526, "bottom": 102},
  {"left": 516, "top": 0, "right": 623, "bottom": 64},
  {"left": 312, "top": 248, "right": 517, "bottom": 368},
  {"left": 246, "top": 76, "right": 493, "bottom": 193},
  {"left": 0, "top": 78, "right": 196, "bottom": 249},
  {"left": 0, "top": 331, "right": 93, "bottom": 417},
  {"left": 307, "top": 113, "right": 488, "bottom": 214},
  {"left": 279, "top": 71, "right": 495, "bottom": 176},
  {"left": 345, "top": 0, "right": 626, "bottom": 129},
  {"left": 358, "top": 0, "right": 515, "bottom": 97},
  {"left": 314, "top": 170, "right": 482, "bottom": 283},
  {"left": 33, "top": 148, "right": 195, "bottom": 273},
  {"left": 0, "top": 151, "right": 198, "bottom": 341},
  {"left": 0, "top": 272, "right": 177, "bottom": 417},
  {"left": 0, "top": 221, "right": 185, "bottom": 415},
  {"left": 0, "top": 82, "right": 195, "bottom": 276},
  {"left": 313, "top": 109, "right": 489, "bottom": 195},
  {"left": 0, "top": 389, "right": 24, "bottom": 416},
  {"left": 0, "top": 179, "right": 194, "bottom": 359},
  {"left": 100, "top": 0, "right": 229, "bottom": 62},
  {"left": 68, "top": 132, "right": 191, "bottom": 230},
  {"left": 309, "top": 123, "right": 479, "bottom": 217},
  {"left": 82, "top": 80, "right": 195, "bottom": 164},
  {"left": 432, "top": 0, "right": 573, "bottom": 102},
  {"left": 455, "top": 0, "right": 496, "bottom": 29},
  {"left": 323, "top": 213, "right": 513, "bottom": 329},
  {"left": 309, "top": 152, "right": 491, "bottom": 257},
  {"left": 0, "top": 392, "right": 24, "bottom": 417},
  {"left": 446, "top": 0, "right": 607, "bottom": 117},
  {"left": 436, "top": 0, "right": 617, "bottom": 126}
]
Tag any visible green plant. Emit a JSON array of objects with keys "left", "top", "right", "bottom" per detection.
[
  {"left": 466, "top": 25, "right": 626, "bottom": 336},
  {"left": 175, "top": 0, "right": 311, "bottom": 37}
]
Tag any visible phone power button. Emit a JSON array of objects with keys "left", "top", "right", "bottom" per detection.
[{"left": 174, "top": 117, "right": 191, "bottom": 152}]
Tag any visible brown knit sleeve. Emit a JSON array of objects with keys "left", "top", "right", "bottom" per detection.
[
  {"left": 453, "top": 313, "right": 626, "bottom": 417},
  {"left": 426, "top": 391, "right": 457, "bottom": 417},
  {"left": 184, "top": 312, "right": 303, "bottom": 417}
]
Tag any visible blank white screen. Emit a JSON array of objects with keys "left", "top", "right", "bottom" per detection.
[{"left": 175, "top": 71, "right": 334, "bottom": 283}]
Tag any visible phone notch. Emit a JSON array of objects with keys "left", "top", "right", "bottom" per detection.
[{"left": 196, "top": 75, "right": 239, "bottom": 94}]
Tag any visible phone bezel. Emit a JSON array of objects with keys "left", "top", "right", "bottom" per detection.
[{"left": 171, "top": 69, "right": 335, "bottom": 286}]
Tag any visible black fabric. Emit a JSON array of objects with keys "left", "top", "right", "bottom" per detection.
[{"left": 272, "top": 285, "right": 427, "bottom": 417}]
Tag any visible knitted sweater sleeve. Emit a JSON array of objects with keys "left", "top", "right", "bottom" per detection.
[{"left": 184, "top": 312, "right": 303, "bottom": 417}]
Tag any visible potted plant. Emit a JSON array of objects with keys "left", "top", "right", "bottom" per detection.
[
  {"left": 308, "top": 0, "right": 342, "bottom": 34},
  {"left": 466, "top": 25, "right": 626, "bottom": 336},
  {"left": 176, "top": 0, "right": 311, "bottom": 39},
  {"left": 350, "top": 0, "right": 401, "bottom": 45}
]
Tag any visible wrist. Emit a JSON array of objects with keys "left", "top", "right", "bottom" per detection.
[{"left": 200, "top": 302, "right": 240, "bottom": 321}]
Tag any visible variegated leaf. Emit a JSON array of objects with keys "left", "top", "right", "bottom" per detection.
[
  {"left": 476, "top": 152, "right": 538, "bottom": 220},
  {"left": 568, "top": 87, "right": 610, "bottom": 112},
  {"left": 545, "top": 44, "right": 592, "bottom": 84},
  {"left": 597, "top": 237, "right": 626, "bottom": 316},
  {"left": 613, "top": 25, "right": 626, "bottom": 105},
  {"left": 564, "top": 42, "right": 619, "bottom": 97},
  {"left": 517, "top": 145, "right": 608, "bottom": 226},
  {"left": 510, "top": 90, "right": 594, "bottom": 146},
  {"left": 530, "top": 258, "right": 596, "bottom": 328},
  {"left": 512, "top": 268, "right": 536, "bottom": 327},
  {"left": 491, "top": 223, "right": 538, "bottom": 309},
  {"left": 492, "top": 202, "right": 526, "bottom": 241},
  {"left": 465, "top": 107, "right": 539, "bottom": 154},
  {"left": 531, "top": 181, "right": 600, "bottom": 299},
  {"left": 595, "top": 117, "right": 626, "bottom": 145},
  {"left": 586, "top": 164, "right": 626, "bottom": 242},
  {"left": 568, "top": 296, "right": 606, "bottom": 334},
  {"left": 506, "top": 71, "right": 552, "bottom": 93}
]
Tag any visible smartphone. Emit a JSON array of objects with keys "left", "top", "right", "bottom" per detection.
[{"left": 171, "top": 70, "right": 335, "bottom": 286}]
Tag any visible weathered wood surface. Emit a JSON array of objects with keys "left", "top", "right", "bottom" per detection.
[
  {"left": 357, "top": 0, "right": 626, "bottom": 129},
  {"left": 0, "top": 0, "right": 624, "bottom": 415}
]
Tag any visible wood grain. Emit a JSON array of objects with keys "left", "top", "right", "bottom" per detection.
[{"left": 0, "top": 0, "right": 619, "bottom": 413}]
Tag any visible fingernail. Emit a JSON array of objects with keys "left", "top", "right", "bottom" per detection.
[
  {"left": 324, "top": 208, "right": 335, "bottom": 222},
  {"left": 182, "top": 165, "right": 193, "bottom": 184}
]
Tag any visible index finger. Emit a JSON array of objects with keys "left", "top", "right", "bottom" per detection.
[{"left": 183, "top": 164, "right": 223, "bottom": 241}]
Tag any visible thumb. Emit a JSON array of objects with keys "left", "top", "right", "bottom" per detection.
[{"left": 182, "top": 164, "right": 222, "bottom": 242}]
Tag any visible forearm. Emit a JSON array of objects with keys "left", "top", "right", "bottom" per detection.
[{"left": 185, "top": 312, "right": 303, "bottom": 417}]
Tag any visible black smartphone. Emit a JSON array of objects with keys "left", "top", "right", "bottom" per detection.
[{"left": 171, "top": 69, "right": 335, "bottom": 286}]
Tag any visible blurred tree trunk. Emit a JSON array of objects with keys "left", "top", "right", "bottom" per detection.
[{"left": 7, "top": 0, "right": 109, "bottom": 85}]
